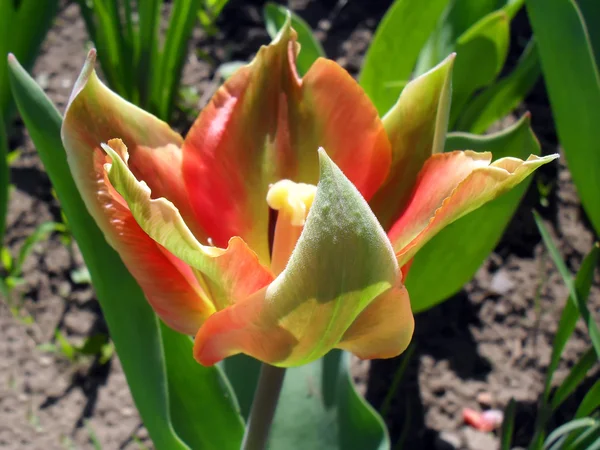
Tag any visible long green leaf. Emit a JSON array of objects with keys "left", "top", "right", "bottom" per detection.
[
  {"left": 8, "top": 55, "right": 242, "bottom": 450},
  {"left": 359, "top": 0, "right": 450, "bottom": 115},
  {"left": 534, "top": 213, "right": 600, "bottom": 358},
  {"left": 161, "top": 323, "right": 244, "bottom": 449},
  {"left": 153, "top": 0, "right": 200, "bottom": 120},
  {"left": 405, "top": 114, "right": 540, "bottom": 312},
  {"left": 544, "top": 418, "right": 597, "bottom": 450},
  {"left": 551, "top": 347, "right": 597, "bottom": 411},
  {"left": 457, "top": 38, "right": 541, "bottom": 133},
  {"left": 0, "top": 0, "right": 59, "bottom": 123},
  {"left": 414, "top": 0, "right": 512, "bottom": 76},
  {"left": 263, "top": 3, "right": 325, "bottom": 76},
  {"left": 543, "top": 244, "right": 599, "bottom": 400},
  {"left": 501, "top": 399, "right": 517, "bottom": 450},
  {"left": 225, "top": 351, "right": 390, "bottom": 449},
  {"left": 575, "top": 378, "right": 600, "bottom": 419},
  {"left": 526, "top": 0, "right": 600, "bottom": 236},
  {"left": 0, "top": 114, "right": 7, "bottom": 245},
  {"left": 450, "top": 9, "right": 510, "bottom": 126},
  {"left": 137, "top": 0, "right": 161, "bottom": 108}
]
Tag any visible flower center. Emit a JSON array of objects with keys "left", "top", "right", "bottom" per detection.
[{"left": 266, "top": 180, "right": 317, "bottom": 275}]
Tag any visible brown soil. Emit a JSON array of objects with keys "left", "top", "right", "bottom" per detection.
[{"left": 1, "top": 1, "right": 598, "bottom": 450}]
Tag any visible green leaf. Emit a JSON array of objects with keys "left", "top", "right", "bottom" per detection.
[
  {"left": 543, "top": 244, "right": 599, "bottom": 400},
  {"left": 544, "top": 418, "right": 598, "bottom": 450},
  {"left": 575, "top": 378, "right": 600, "bottom": 419},
  {"left": 577, "top": 0, "right": 600, "bottom": 66},
  {"left": 8, "top": 54, "right": 242, "bottom": 450},
  {"left": 406, "top": 114, "right": 540, "bottom": 312},
  {"left": 0, "top": 117, "right": 7, "bottom": 246},
  {"left": 153, "top": 0, "right": 201, "bottom": 120},
  {"left": 263, "top": 3, "right": 325, "bottom": 76},
  {"left": 14, "top": 221, "right": 62, "bottom": 276},
  {"left": 456, "top": 38, "right": 541, "bottom": 133},
  {"left": 414, "top": 0, "right": 515, "bottom": 76},
  {"left": 161, "top": 323, "right": 244, "bottom": 450},
  {"left": 501, "top": 399, "right": 517, "bottom": 450},
  {"left": 271, "top": 351, "right": 389, "bottom": 449},
  {"left": 359, "top": 0, "right": 450, "bottom": 115},
  {"left": 526, "top": 0, "right": 600, "bottom": 236},
  {"left": 551, "top": 347, "right": 597, "bottom": 411},
  {"left": 450, "top": 9, "right": 510, "bottom": 126},
  {"left": 225, "top": 351, "right": 389, "bottom": 449},
  {"left": 534, "top": 213, "right": 600, "bottom": 358}
]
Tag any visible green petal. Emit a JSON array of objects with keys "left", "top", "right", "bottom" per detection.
[{"left": 194, "top": 150, "right": 403, "bottom": 367}]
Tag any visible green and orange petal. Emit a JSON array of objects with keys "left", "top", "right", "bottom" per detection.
[
  {"left": 388, "top": 150, "right": 559, "bottom": 266},
  {"left": 182, "top": 21, "right": 391, "bottom": 265}
]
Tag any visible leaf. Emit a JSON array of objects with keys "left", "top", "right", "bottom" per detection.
[
  {"left": 153, "top": 0, "right": 201, "bottom": 120},
  {"left": 405, "top": 114, "right": 540, "bottom": 312},
  {"left": 534, "top": 213, "right": 600, "bottom": 358},
  {"left": 456, "top": 38, "right": 541, "bottom": 133},
  {"left": 8, "top": 54, "right": 242, "bottom": 450},
  {"left": 543, "top": 244, "right": 599, "bottom": 400},
  {"left": 501, "top": 399, "right": 517, "bottom": 450},
  {"left": 263, "top": 3, "right": 325, "bottom": 76},
  {"left": 449, "top": 9, "right": 510, "bottom": 126},
  {"left": 0, "top": 116, "right": 7, "bottom": 246},
  {"left": 414, "top": 0, "right": 515, "bottom": 76},
  {"left": 359, "top": 0, "right": 450, "bottom": 115},
  {"left": 575, "top": 378, "right": 600, "bottom": 419},
  {"left": 544, "top": 418, "right": 598, "bottom": 450},
  {"left": 551, "top": 347, "right": 597, "bottom": 411},
  {"left": 526, "top": 0, "right": 600, "bottom": 236},
  {"left": 161, "top": 323, "right": 244, "bottom": 450},
  {"left": 224, "top": 351, "right": 390, "bottom": 449}
]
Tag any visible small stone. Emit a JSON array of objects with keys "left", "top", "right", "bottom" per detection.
[
  {"left": 435, "top": 431, "right": 461, "bottom": 450},
  {"left": 476, "top": 392, "right": 494, "bottom": 407},
  {"left": 489, "top": 270, "right": 515, "bottom": 295},
  {"left": 463, "top": 427, "right": 498, "bottom": 450}
]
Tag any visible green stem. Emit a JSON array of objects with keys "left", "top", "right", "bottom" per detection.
[{"left": 242, "top": 364, "right": 286, "bottom": 450}]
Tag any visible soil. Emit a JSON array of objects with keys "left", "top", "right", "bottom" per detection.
[{"left": 1, "top": 1, "right": 598, "bottom": 450}]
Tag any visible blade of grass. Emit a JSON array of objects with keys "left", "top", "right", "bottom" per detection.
[
  {"left": 533, "top": 212, "right": 600, "bottom": 358},
  {"left": 545, "top": 418, "right": 597, "bottom": 450},
  {"left": 551, "top": 347, "right": 597, "bottom": 411},
  {"left": 153, "top": 0, "right": 200, "bottom": 120},
  {"left": 0, "top": 116, "right": 7, "bottom": 245},
  {"left": 543, "top": 244, "right": 600, "bottom": 400},
  {"left": 575, "top": 378, "right": 600, "bottom": 419},
  {"left": 501, "top": 399, "right": 517, "bottom": 450},
  {"left": 380, "top": 342, "right": 416, "bottom": 418},
  {"left": 136, "top": 0, "right": 161, "bottom": 108}
]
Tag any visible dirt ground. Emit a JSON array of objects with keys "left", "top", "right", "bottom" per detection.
[{"left": 1, "top": 1, "right": 598, "bottom": 449}]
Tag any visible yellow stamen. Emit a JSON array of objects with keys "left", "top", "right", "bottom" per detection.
[{"left": 266, "top": 180, "right": 317, "bottom": 275}]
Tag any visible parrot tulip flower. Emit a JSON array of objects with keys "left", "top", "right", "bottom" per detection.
[{"left": 61, "top": 22, "right": 557, "bottom": 368}]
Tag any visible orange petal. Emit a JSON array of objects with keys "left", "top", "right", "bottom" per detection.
[
  {"left": 193, "top": 150, "right": 399, "bottom": 367},
  {"left": 370, "top": 55, "right": 454, "bottom": 230},
  {"left": 98, "top": 140, "right": 212, "bottom": 334},
  {"left": 337, "top": 278, "right": 414, "bottom": 359},
  {"left": 388, "top": 151, "right": 559, "bottom": 265},
  {"left": 103, "top": 141, "right": 274, "bottom": 313},
  {"left": 61, "top": 52, "right": 211, "bottom": 334},
  {"left": 182, "top": 23, "right": 391, "bottom": 264}
]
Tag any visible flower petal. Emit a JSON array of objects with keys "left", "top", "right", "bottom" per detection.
[
  {"left": 104, "top": 142, "right": 274, "bottom": 312},
  {"left": 182, "top": 22, "right": 391, "bottom": 264},
  {"left": 388, "top": 151, "right": 559, "bottom": 265},
  {"left": 337, "top": 277, "right": 414, "bottom": 359},
  {"left": 61, "top": 52, "right": 210, "bottom": 334},
  {"left": 98, "top": 140, "right": 212, "bottom": 334},
  {"left": 370, "top": 54, "right": 454, "bottom": 230},
  {"left": 194, "top": 149, "right": 400, "bottom": 367}
]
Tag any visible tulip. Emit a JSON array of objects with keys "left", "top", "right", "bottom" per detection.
[{"left": 61, "top": 22, "right": 557, "bottom": 368}]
